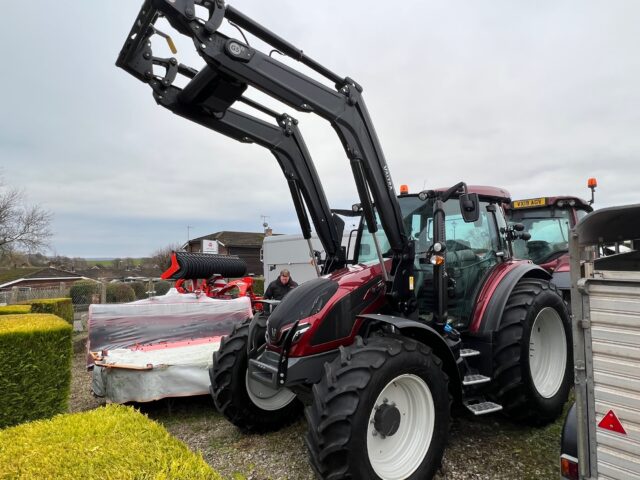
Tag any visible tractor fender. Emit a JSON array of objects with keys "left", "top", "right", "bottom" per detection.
[
  {"left": 247, "top": 311, "right": 268, "bottom": 355},
  {"left": 472, "top": 262, "right": 550, "bottom": 334},
  {"left": 358, "top": 313, "right": 462, "bottom": 401}
]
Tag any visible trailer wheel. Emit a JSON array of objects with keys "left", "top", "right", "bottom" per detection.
[
  {"left": 491, "top": 278, "right": 572, "bottom": 425},
  {"left": 306, "top": 335, "right": 449, "bottom": 480},
  {"left": 209, "top": 317, "right": 302, "bottom": 432}
]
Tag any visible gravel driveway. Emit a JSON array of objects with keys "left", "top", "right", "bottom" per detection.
[{"left": 70, "top": 336, "right": 565, "bottom": 480}]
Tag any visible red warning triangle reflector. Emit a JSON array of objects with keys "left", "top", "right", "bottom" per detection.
[{"left": 598, "top": 410, "right": 627, "bottom": 435}]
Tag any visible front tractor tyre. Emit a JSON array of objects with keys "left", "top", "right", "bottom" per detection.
[
  {"left": 209, "top": 317, "right": 302, "bottom": 432},
  {"left": 306, "top": 335, "right": 450, "bottom": 480},
  {"left": 491, "top": 278, "right": 572, "bottom": 425}
]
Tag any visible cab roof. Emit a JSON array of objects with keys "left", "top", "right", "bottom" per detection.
[
  {"left": 398, "top": 185, "right": 511, "bottom": 203},
  {"left": 435, "top": 185, "right": 511, "bottom": 203}
]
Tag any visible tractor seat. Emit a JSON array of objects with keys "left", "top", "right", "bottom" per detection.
[
  {"left": 445, "top": 249, "right": 477, "bottom": 271},
  {"left": 446, "top": 239, "right": 472, "bottom": 252},
  {"left": 416, "top": 249, "right": 478, "bottom": 316},
  {"left": 526, "top": 240, "right": 553, "bottom": 263},
  {"left": 445, "top": 249, "right": 487, "bottom": 321}
]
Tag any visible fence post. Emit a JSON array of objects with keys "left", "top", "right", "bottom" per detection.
[
  {"left": 101, "top": 282, "right": 107, "bottom": 304},
  {"left": 59, "top": 282, "right": 65, "bottom": 297},
  {"left": 10, "top": 287, "right": 18, "bottom": 305},
  {"left": 147, "top": 279, "right": 154, "bottom": 298}
]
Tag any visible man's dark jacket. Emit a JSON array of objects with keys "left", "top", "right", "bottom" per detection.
[{"left": 264, "top": 277, "right": 298, "bottom": 300}]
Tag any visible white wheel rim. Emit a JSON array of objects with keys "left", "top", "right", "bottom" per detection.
[
  {"left": 366, "top": 374, "right": 434, "bottom": 480},
  {"left": 529, "top": 307, "right": 567, "bottom": 398},
  {"left": 245, "top": 372, "right": 296, "bottom": 411}
]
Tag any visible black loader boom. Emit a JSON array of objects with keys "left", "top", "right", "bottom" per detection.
[
  {"left": 117, "top": 6, "right": 347, "bottom": 274},
  {"left": 156, "top": 83, "right": 345, "bottom": 274},
  {"left": 117, "top": 0, "right": 414, "bottom": 313}
]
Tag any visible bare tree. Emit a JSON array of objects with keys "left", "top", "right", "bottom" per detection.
[
  {"left": 72, "top": 257, "right": 88, "bottom": 270},
  {"left": 150, "top": 243, "right": 182, "bottom": 270},
  {"left": 0, "top": 250, "right": 28, "bottom": 268},
  {"left": 124, "top": 257, "right": 135, "bottom": 270},
  {"left": 0, "top": 178, "right": 52, "bottom": 257}
]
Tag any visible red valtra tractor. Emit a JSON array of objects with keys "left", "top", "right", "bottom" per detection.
[
  {"left": 118, "top": 3, "right": 572, "bottom": 479},
  {"left": 507, "top": 178, "right": 596, "bottom": 301}
]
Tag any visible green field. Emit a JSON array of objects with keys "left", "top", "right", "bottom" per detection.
[{"left": 85, "top": 258, "right": 146, "bottom": 268}]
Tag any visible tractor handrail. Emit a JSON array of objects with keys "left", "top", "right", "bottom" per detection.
[{"left": 116, "top": 0, "right": 414, "bottom": 312}]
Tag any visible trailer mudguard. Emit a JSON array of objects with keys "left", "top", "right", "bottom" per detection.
[
  {"left": 473, "top": 263, "right": 550, "bottom": 334},
  {"left": 560, "top": 402, "right": 578, "bottom": 461},
  {"left": 358, "top": 313, "right": 462, "bottom": 399}
]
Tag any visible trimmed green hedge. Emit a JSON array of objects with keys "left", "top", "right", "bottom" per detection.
[
  {"left": 0, "top": 405, "right": 222, "bottom": 479},
  {"left": 24, "top": 298, "right": 74, "bottom": 324},
  {"left": 128, "top": 281, "right": 147, "bottom": 300},
  {"left": 0, "top": 305, "right": 31, "bottom": 315},
  {"left": 106, "top": 283, "right": 135, "bottom": 303},
  {"left": 69, "top": 280, "right": 100, "bottom": 305},
  {"left": 0, "top": 314, "right": 72, "bottom": 428},
  {"left": 154, "top": 280, "right": 172, "bottom": 296}
]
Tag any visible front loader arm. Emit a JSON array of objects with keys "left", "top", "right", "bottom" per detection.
[
  {"left": 155, "top": 84, "right": 346, "bottom": 272},
  {"left": 117, "top": 0, "right": 415, "bottom": 313}
]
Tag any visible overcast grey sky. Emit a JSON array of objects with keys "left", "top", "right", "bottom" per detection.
[{"left": 2, "top": 1, "right": 639, "bottom": 258}]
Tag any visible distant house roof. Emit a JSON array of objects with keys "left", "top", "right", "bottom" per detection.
[
  {"left": 0, "top": 267, "right": 85, "bottom": 289},
  {"left": 76, "top": 266, "right": 163, "bottom": 282},
  {"left": 186, "top": 231, "right": 273, "bottom": 249}
]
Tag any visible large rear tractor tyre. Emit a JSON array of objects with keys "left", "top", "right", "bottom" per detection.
[
  {"left": 306, "top": 335, "right": 450, "bottom": 480},
  {"left": 491, "top": 278, "right": 572, "bottom": 425},
  {"left": 209, "top": 317, "right": 302, "bottom": 432}
]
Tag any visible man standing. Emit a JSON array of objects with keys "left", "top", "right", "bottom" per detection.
[{"left": 264, "top": 269, "right": 298, "bottom": 300}]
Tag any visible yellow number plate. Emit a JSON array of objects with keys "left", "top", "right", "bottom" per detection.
[{"left": 512, "top": 198, "right": 547, "bottom": 209}]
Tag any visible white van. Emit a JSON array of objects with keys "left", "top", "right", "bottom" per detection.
[{"left": 262, "top": 232, "right": 355, "bottom": 285}]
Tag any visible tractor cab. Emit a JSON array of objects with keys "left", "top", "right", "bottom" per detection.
[
  {"left": 357, "top": 186, "right": 513, "bottom": 330},
  {"left": 508, "top": 196, "right": 592, "bottom": 266}
]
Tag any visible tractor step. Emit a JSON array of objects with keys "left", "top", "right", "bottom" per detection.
[
  {"left": 465, "top": 401, "right": 503, "bottom": 416},
  {"left": 462, "top": 374, "right": 491, "bottom": 386},
  {"left": 460, "top": 348, "right": 480, "bottom": 358}
]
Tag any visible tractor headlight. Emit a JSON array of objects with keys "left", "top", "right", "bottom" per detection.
[
  {"left": 292, "top": 323, "right": 312, "bottom": 343},
  {"left": 275, "top": 322, "right": 312, "bottom": 345}
]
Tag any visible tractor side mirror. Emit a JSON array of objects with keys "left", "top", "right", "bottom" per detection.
[{"left": 459, "top": 193, "right": 480, "bottom": 223}]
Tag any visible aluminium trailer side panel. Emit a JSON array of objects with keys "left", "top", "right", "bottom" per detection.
[
  {"left": 580, "top": 270, "right": 640, "bottom": 479},
  {"left": 571, "top": 204, "right": 640, "bottom": 480}
]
